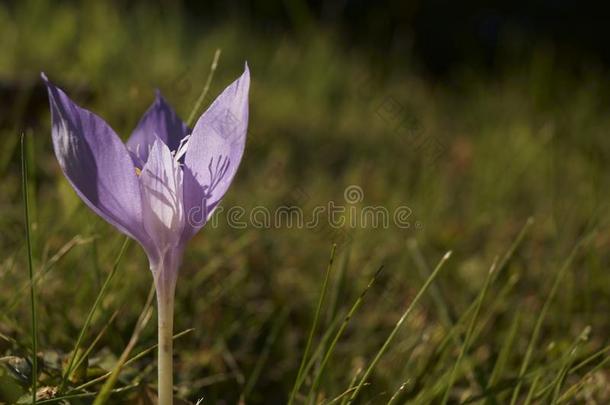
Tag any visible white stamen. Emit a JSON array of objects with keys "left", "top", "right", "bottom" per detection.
[{"left": 173, "top": 134, "right": 191, "bottom": 162}]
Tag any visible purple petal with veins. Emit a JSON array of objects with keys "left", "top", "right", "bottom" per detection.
[
  {"left": 182, "top": 64, "right": 250, "bottom": 240},
  {"left": 126, "top": 90, "right": 190, "bottom": 168},
  {"left": 42, "top": 73, "right": 157, "bottom": 261}
]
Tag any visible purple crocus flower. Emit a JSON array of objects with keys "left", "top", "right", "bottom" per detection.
[{"left": 42, "top": 66, "right": 249, "bottom": 404}]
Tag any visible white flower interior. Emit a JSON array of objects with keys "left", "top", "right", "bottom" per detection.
[{"left": 139, "top": 139, "right": 185, "bottom": 249}]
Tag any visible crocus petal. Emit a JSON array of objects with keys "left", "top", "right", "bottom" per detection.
[
  {"left": 126, "top": 91, "right": 189, "bottom": 167},
  {"left": 139, "top": 138, "right": 185, "bottom": 254},
  {"left": 42, "top": 73, "right": 156, "bottom": 257},
  {"left": 182, "top": 65, "right": 250, "bottom": 240}
]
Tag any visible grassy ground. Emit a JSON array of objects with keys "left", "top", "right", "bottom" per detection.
[{"left": 1, "top": 1, "right": 609, "bottom": 404}]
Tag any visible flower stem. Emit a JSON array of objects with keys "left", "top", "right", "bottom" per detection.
[
  {"left": 152, "top": 248, "right": 182, "bottom": 405},
  {"left": 157, "top": 284, "right": 175, "bottom": 405}
]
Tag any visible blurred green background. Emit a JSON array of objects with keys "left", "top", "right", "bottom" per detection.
[{"left": 1, "top": 1, "right": 609, "bottom": 404}]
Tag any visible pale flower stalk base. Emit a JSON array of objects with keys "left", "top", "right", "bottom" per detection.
[
  {"left": 157, "top": 298, "right": 174, "bottom": 405},
  {"left": 153, "top": 250, "right": 180, "bottom": 405}
]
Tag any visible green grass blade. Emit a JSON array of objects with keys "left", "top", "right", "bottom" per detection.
[
  {"left": 292, "top": 311, "right": 344, "bottom": 398},
  {"left": 69, "top": 328, "right": 194, "bottom": 394},
  {"left": 411, "top": 218, "right": 532, "bottom": 404},
  {"left": 441, "top": 256, "right": 498, "bottom": 404},
  {"left": 338, "top": 368, "right": 362, "bottom": 405},
  {"left": 70, "top": 310, "right": 120, "bottom": 379},
  {"left": 557, "top": 353, "right": 610, "bottom": 403},
  {"left": 568, "top": 343, "right": 610, "bottom": 374},
  {"left": 192, "top": 232, "right": 255, "bottom": 286},
  {"left": 3, "top": 235, "right": 92, "bottom": 314},
  {"left": 486, "top": 307, "right": 522, "bottom": 399},
  {"left": 386, "top": 380, "right": 409, "bottom": 405},
  {"left": 411, "top": 271, "right": 520, "bottom": 405},
  {"left": 59, "top": 237, "right": 130, "bottom": 392},
  {"left": 21, "top": 133, "right": 37, "bottom": 404},
  {"left": 549, "top": 366, "right": 569, "bottom": 404},
  {"left": 326, "top": 247, "right": 350, "bottom": 327},
  {"left": 542, "top": 326, "right": 591, "bottom": 404},
  {"left": 241, "top": 308, "right": 289, "bottom": 401},
  {"left": 347, "top": 250, "right": 452, "bottom": 403},
  {"left": 288, "top": 244, "right": 336, "bottom": 404},
  {"left": 93, "top": 284, "right": 155, "bottom": 405},
  {"left": 509, "top": 235, "right": 592, "bottom": 405},
  {"left": 35, "top": 384, "right": 139, "bottom": 404},
  {"left": 408, "top": 238, "right": 480, "bottom": 390},
  {"left": 407, "top": 238, "right": 456, "bottom": 329},
  {"left": 523, "top": 371, "right": 541, "bottom": 405},
  {"left": 308, "top": 251, "right": 352, "bottom": 404},
  {"left": 495, "top": 217, "right": 534, "bottom": 279},
  {"left": 186, "top": 48, "right": 222, "bottom": 127},
  {"left": 307, "top": 265, "right": 383, "bottom": 398}
]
